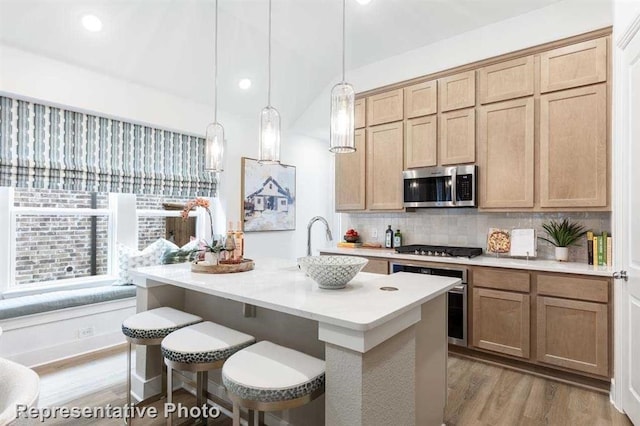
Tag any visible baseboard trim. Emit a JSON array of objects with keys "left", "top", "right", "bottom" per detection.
[{"left": 32, "top": 342, "right": 128, "bottom": 374}]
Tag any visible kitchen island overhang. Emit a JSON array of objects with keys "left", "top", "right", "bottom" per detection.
[{"left": 131, "top": 258, "right": 459, "bottom": 426}]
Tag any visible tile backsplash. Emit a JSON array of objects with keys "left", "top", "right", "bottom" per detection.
[{"left": 341, "top": 210, "right": 611, "bottom": 263}]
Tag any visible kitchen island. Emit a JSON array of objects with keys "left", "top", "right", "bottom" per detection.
[{"left": 131, "top": 258, "right": 459, "bottom": 426}]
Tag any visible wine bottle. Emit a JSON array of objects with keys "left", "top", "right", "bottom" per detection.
[{"left": 385, "top": 225, "right": 393, "bottom": 249}]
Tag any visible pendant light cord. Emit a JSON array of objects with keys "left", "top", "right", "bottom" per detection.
[
  {"left": 214, "top": 0, "right": 219, "bottom": 123},
  {"left": 342, "top": 0, "right": 346, "bottom": 83},
  {"left": 268, "top": 0, "right": 272, "bottom": 107}
]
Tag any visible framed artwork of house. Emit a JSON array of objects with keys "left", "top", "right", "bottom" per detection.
[{"left": 241, "top": 157, "right": 296, "bottom": 232}]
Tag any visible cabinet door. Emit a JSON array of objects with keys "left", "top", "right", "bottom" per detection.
[
  {"left": 540, "top": 38, "right": 607, "bottom": 93},
  {"left": 355, "top": 98, "right": 366, "bottom": 129},
  {"left": 405, "top": 116, "right": 437, "bottom": 169},
  {"left": 536, "top": 296, "right": 608, "bottom": 376},
  {"left": 479, "top": 56, "right": 534, "bottom": 104},
  {"left": 335, "top": 129, "right": 366, "bottom": 211},
  {"left": 404, "top": 80, "right": 437, "bottom": 118},
  {"left": 366, "top": 122, "right": 404, "bottom": 210},
  {"left": 478, "top": 98, "right": 534, "bottom": 208},
  {"left": 472, "top": 288, "right": 530, "bottom": 359},
  {"left": 540, "top": 84, "right": 607, "bottom": 208},
  {"left": 366, "top": 89, "right": 403, "bottom": 126},
  {"left": 439, "top": 108, "right": 475, "bottom": 165},
  {"left": 438, "top": 70, "right": 476, "bottom": 112}
]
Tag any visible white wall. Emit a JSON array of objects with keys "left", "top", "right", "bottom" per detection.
[
  {"left": 294, "top": 0, "right": 613, "bottom": 139},
  {"left": 0, "top": 43, "right": 334, "bottom": 260}
]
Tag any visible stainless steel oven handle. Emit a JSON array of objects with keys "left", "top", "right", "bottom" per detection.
[
  {"left": 451, "top": 168, "right": 457, "bottom": 205},
  {"left": 450, "top": 284, "right": 466, "bottom": 293}
]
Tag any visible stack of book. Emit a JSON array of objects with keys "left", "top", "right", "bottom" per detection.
[{"left": 587, "top": 231, "right": 612, "bottom": 266}]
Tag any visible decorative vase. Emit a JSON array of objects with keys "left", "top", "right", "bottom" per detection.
[
  {"left": 555, "top": 247, "right": 569, "bottom": 262},
  {"left": 205, "top": 251, "right": 217, "bottom": 265}
]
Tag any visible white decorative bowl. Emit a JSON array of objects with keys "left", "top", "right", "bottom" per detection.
[{"left": 297, "top": 255, "right": 368, "bottom": 289}]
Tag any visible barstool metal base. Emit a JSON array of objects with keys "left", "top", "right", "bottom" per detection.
[{"left": 125, "top": 338, "right": 167, "bottom": 426}]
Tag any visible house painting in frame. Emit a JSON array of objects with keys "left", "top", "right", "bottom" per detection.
[{"left": 241, "top": 157, "right": 295, "bottom": 232}]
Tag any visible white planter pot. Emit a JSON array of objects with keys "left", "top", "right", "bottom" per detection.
[
  {"left": 555, "top": 247, "right": 569, "bottom": 262},
  {"left": 204, "top": 252, "right": 217, "bottom": 265}
]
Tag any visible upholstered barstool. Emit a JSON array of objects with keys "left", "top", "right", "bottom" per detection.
[
  {"left": 161, "top": 321, "right": 256, "bottom": 426},
  {"left": 222, "top": 341, "right": 325, "bottom": 426},
  {"left": 121, "top": 307, "right": 203, "bottom": 425}
]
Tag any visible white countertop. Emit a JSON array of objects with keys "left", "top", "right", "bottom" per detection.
[
  {"left": 320, "top": 247, "right": 614, "bottom": 277},
  {"left": 131, "top": 258, "right": 459, "bottom": 332}
]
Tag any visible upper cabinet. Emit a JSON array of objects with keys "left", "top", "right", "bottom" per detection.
[
  {"left": 439, "top": 108, "right": 475, "bottom": 165},
  {"left": 539, "top": 84, "right": 608, "bottom": 208},
  {"left": 478, "top": 98, "right": 534, "bottom": 208},
  {"left": 404, "top": 80, "right": 437, "bottom": 118},
  {"left": 354, "top": 98, "right": 366, "bottom": 129},
  {"left": 366, "top": 89, "right": 403, "bottom": 126},
  {"left": 479, "top": 56, "right": 534, "bottom": 104},
  {"left": 438, "top": 71, "right": 476, "bottom": 112},
  {"left": 540, "top": 38, "right": 607, "bottom": 93},
  {"left": 367, "top": 122, "right": 404, "bottom": 210},
  {"left": 335, "top": 129, "right": 366, "bottom": 211},
  {"left": 405, "top": 115, "right": 437, "bottom": 169}
]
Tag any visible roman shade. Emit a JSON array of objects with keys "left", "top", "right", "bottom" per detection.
[{"left": 0, "top": 96, "right": 216, "bottom": 197}]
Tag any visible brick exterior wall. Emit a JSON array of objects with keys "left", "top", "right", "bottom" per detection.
[{"left": 13, "top": 189, "right": 193, "bottom": 285}]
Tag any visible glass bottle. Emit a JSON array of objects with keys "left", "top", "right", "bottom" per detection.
[
  {"left": 394, "top": 229, "right": 402, "bottom": 248},
  {"left": 385, "top": 225, "right": 393, "bottom": 248}
]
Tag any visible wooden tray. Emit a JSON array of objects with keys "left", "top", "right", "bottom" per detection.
[{"left": 191, "top": 259, "right": 255, "bottom": 274}]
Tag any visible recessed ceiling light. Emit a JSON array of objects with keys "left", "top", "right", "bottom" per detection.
[
  {"left": 355, "top": 0, "right": 371, "bottom": 5},
  {"left": 81, "top": 15, "right": 103, "bottom": 32},
  {"left": 238, "top": 78, "right": 252, "bottom": 90}
]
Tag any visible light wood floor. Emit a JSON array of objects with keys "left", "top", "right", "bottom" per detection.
[{"left": 29, "top": 347, "right": 631, "bottom": 425}]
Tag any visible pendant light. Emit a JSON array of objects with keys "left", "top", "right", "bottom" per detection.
[
  {"left": 329, "top": 0, "right": 355, "bottom": 153},
  {"left": 258, "top": 0, "right": 281, "bottom": 164},
  {"left": 205, "top": 0, "right": 225, "bottom": 172}
]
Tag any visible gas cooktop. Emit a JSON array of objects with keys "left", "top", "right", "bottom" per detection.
[{"left": 395, "top": 244, "right": 483, "bottom": 258}]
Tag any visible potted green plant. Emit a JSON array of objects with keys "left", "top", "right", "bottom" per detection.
[{"left": 539, "top": 219, "right": 587, "bottom": 262}]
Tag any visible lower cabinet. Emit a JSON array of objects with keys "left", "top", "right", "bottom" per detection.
[
  {"left": 472, "top": 288, "right": 530, "bottom": 359},
  {"left": 536, "top": 296, "right": 608, "bottom": 376}
]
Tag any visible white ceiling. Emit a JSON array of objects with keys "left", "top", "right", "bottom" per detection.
[{"left": 0, "top": 0, "right": 563, "bottom": 126}]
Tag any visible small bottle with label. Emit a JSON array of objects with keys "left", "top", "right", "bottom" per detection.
[
  {"left": 234, "top": 221, "right": 244, "bottom": 260},
  {"left": 385, "top": 225, "right": 393, "bottom": 248},
  {"left": 394, "top": 229, "right": 402, "bottom": 248}
]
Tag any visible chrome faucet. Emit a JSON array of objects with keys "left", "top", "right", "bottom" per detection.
[{"left": 307, "top": 216, "right": 333, "bottom": 256}]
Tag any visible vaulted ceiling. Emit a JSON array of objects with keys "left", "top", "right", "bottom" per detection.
[{"left": 0, "top": 0, "right": 564, "bottom": 125}]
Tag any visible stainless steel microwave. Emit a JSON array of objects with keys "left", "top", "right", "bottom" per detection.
[{"left": 403, "top": 165, "right": 477, "bottom": 208}]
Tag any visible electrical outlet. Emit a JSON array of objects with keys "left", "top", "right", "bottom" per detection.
[
  {"left": 372, "top": 229, "right": 378, "bottom": 239},
  {"left": 78, "top": 326, "right": 95, "bottom": 339}
]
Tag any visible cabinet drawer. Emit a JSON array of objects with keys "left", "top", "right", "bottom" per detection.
[
  {"left": 404, "top": 80, "right": 437, "bottom": 118},
  {"left": 473, "top": 268, "right": 530, "bottom": 292},
  {"left": 367, "top": 89, "right": 403, "bottom": 126},
  {"left": 439, "top": 70, "right": 476, "bottom": 112},
  {"left": 362, "top": 259, "right": 389, "bottom": 275},
  {"left": 536, "top": 274, "right": 609, "bottom": 303}
]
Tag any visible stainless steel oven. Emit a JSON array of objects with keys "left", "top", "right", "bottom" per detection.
[{"left": 390, "top": 262, "right": 467, "bottom": 347}]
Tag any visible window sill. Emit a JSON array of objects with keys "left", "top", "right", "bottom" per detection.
[{"left": 2, "top": 275, "right": 119, "bottom": 299}]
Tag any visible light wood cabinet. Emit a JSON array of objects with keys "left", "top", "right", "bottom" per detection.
[
  {"left": 404, "top": 80, "right": 437, "bottom": 118},
  {"left": 366, "top": 122, "right": 404, "bottom": 210},
  {"left": 479, "top": 56, "right": 534, "bottom": 104},
  {"left": 439, "top": 108, "right": 475, "bottom": 165},
  {"left": 362, "top": 258, "right": 389, "bottom": 274},
  {"left": 541, "top": 38, "right": 607, "bottom": 93},
  {"left": 473, "top": 267, "right": 530, "bottom": 292},
  {"left": 366, "top": 89, "right": 403, "bottom": 126},
  {"left": 405, "top": 116, "right": 437, "bottom": 169},
  {"left": 335, "top": 129, "right": 366, "bottom": 211},
  {"left": 478, "top": 98, "right": 534, "bottom": 208},
  {"left": 472, "top": 288, "right": 530, "bottom": 359},
  {"left": 355, "top": 98, "right": 366, "bottom": 129},
  {"left": 540, "top": 84, "right": 607, "bottom": 208},
  {"left": 536, "top": 296, "right": 608, "bottom": 376},
  {"left": 438, "top": 70, "right": 476, "bottom": 112}
]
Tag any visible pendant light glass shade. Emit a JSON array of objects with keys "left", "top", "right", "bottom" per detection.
[
  {"left": 204, "top": 122, "right": 225, "bottom": 172},
  {"left": 259, "top": 0, "right": 281, "bottom": 164},
  {"left": 259, "top": 106, "right": 281, "bottom": 164},
  {"left": 329, "top": 82, "right": 355, "bottom": 153},
  {"left": 330, "top": 0, "right": 356, "bottom": 153},
  {"left": 205, "top": 0, "right": 224, "bottom": 173}
]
